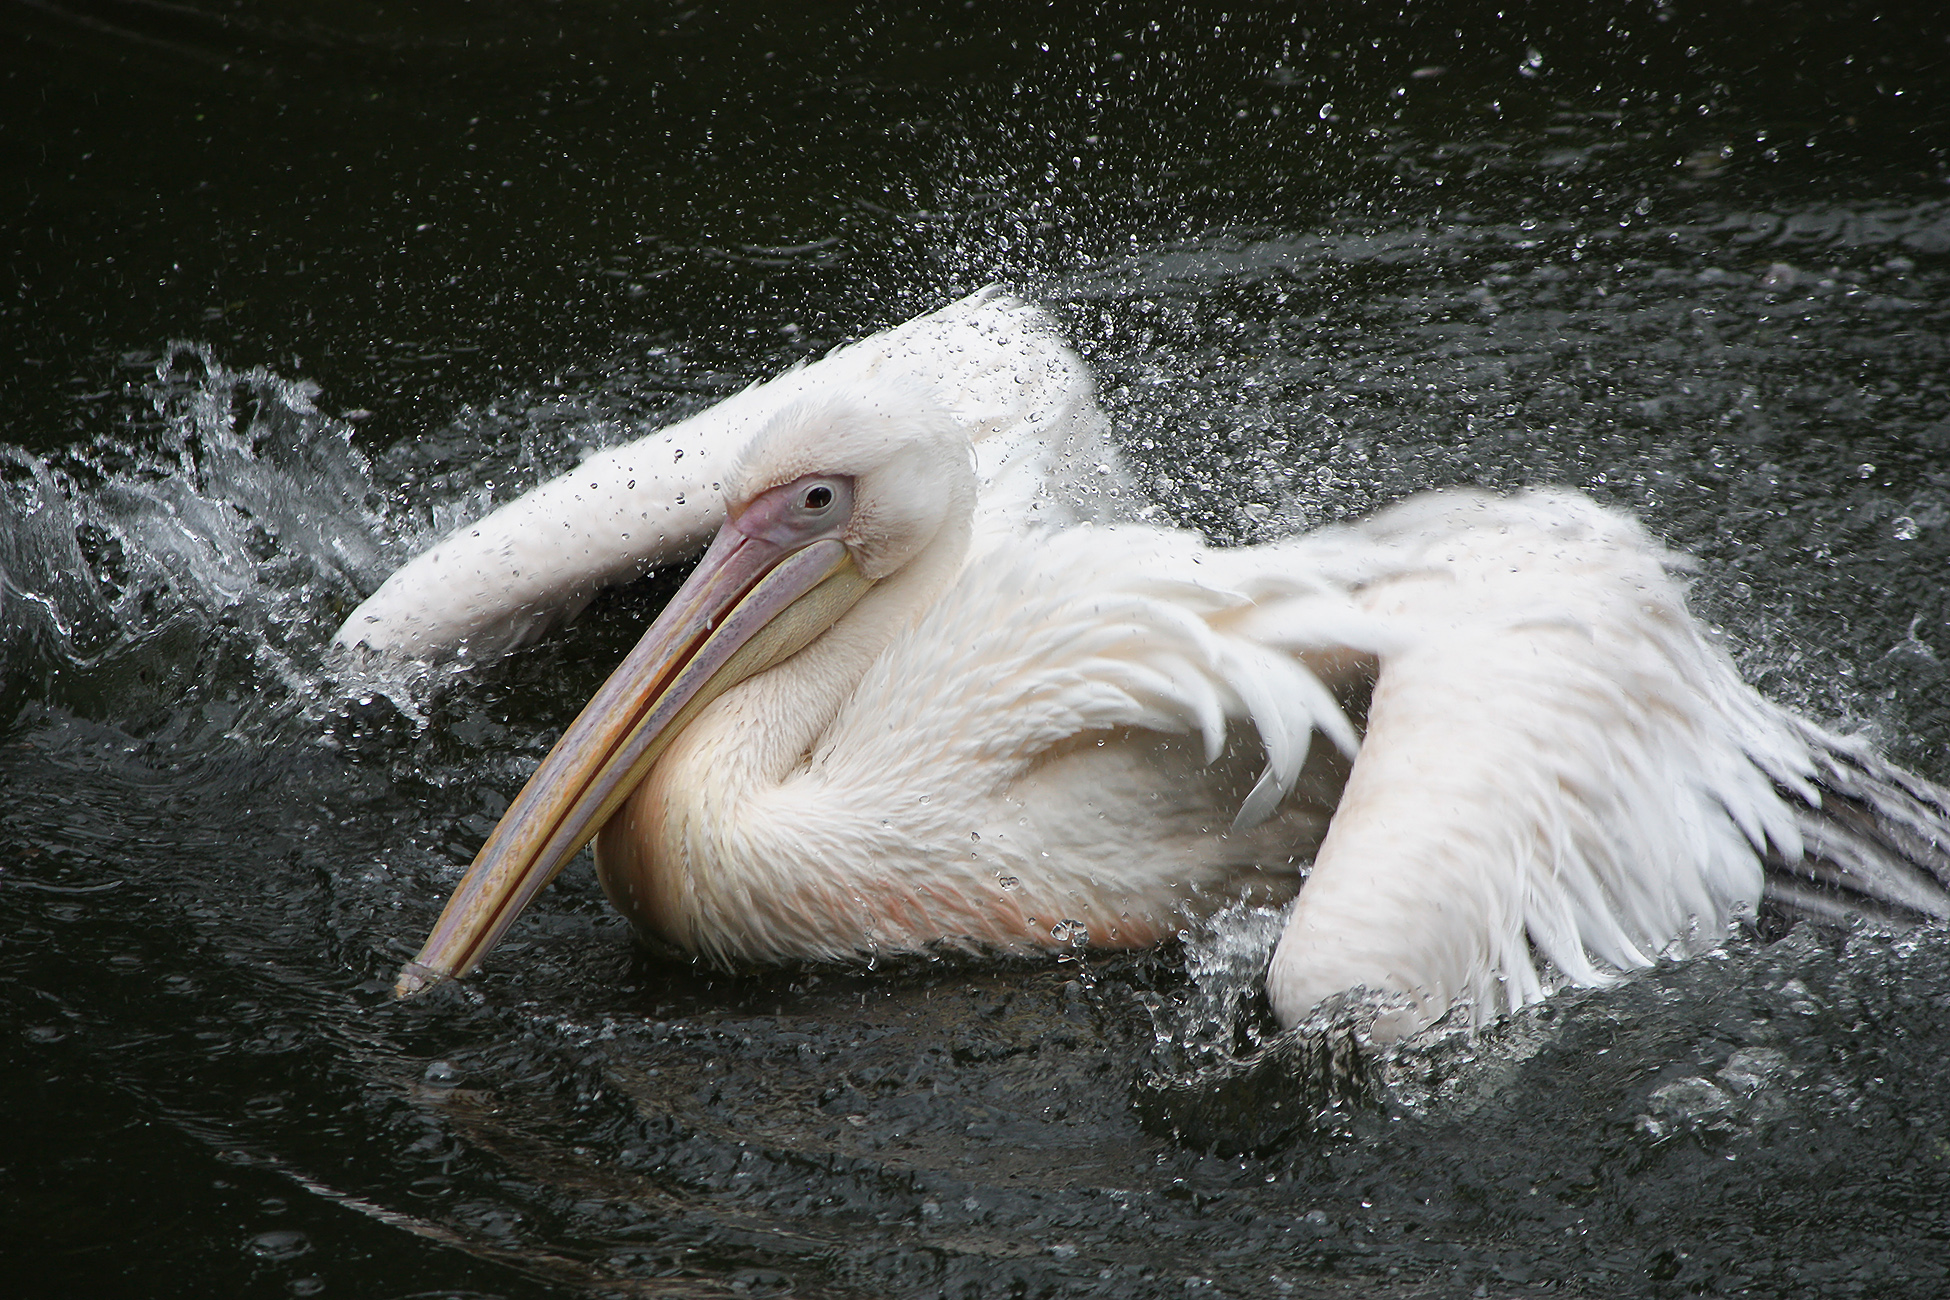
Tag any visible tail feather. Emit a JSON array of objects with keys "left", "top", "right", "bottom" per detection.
[{"left": 1763, "top": 720, "right": 1950, "bottom": 928}]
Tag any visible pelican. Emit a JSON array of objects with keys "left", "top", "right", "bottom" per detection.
[{"left": 340, "top": 288, "right": 1950, "bottom": 1041}]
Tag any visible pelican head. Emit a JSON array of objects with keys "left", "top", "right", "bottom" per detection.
[{"left": 395, "top": 378, "right": 977, "bottom": 996}]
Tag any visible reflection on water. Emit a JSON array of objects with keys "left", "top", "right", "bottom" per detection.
[{"left": 5, "top": 2, "right": 1950, "bottom": 1297}]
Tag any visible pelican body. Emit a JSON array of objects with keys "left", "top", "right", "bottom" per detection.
[{"left": 342, "top": 289, "right": 1950, "bottom": 1041}]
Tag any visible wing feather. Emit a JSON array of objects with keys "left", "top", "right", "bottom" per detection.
[
  {"left": 333, "top": 287, "right": 1116, "bottom": 659},
  {"left": 1265, "top": 489, "right": 1950, "bottom": 1040},
  {"left": 812, "top": 525, "right": 1369, "bottom": 825}
]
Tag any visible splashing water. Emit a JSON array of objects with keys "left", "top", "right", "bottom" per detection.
[
  {"left": 0, "top": 347, "right": 398, "bottom": 743},
  {"left": 1147, "top": 901, "right": 1290, "bottom": 1070}
]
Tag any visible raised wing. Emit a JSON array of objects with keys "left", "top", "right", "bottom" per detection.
[{"left": 333, "top": 287, "right": 1127, "bottom": 660}]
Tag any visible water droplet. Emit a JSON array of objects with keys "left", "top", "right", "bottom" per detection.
[
  {"left": 1051, "top": 919, "right": 1089, "bottom": 946},
  {"left": 249, "top": 1230, "right": 311, "bottom": 1261},
  {"left": 1893, "top": 515, "right": 1919, "bottom": 541}
]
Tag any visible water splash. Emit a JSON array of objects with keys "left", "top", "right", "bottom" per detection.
[
  {"left": 0, "top": 343, "right": 719, "bottom": 752},
  {"left": 0, "top": 347, "right": 397, "bottom": 741},
  {"left": 1130, "top": 902, "right": 1393, "bottom": 1150},
  {"left": 1152, "top": 901, "right": 1289, "bottom": 1068}
]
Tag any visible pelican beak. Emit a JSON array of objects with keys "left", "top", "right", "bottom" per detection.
[{"left": 395, "top": 517, "right": 869, "bottom": 997}]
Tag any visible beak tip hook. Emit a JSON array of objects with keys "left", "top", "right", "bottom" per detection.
[{"left": 394, "top": 960, "right": 447, "bottom": 1000}]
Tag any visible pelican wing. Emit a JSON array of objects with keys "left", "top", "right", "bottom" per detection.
[
  {"left": 1263, "top": 490, "right": 1950, "bottom": 1039},
  {"left": 333, "top": 287, "right": 1125, "bottom": 659}
]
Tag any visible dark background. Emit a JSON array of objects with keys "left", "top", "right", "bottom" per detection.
[{"left": 7, "top": 2, "right": 1945, "bottom": 440}]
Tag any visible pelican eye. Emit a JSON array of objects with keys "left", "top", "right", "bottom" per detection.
[
  {"left": 736, "top": 473, "right": 853, "bottom": 546},
  {"left": 786, "top": 476, "right": 850, "bottom": 521}
]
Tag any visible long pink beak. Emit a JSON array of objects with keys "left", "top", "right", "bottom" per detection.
[{"left": 395, "top": 515, "right": 862, "bottom": 997}]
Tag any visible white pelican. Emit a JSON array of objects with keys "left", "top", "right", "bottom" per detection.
[{"left": 340, "top": 289, "right": 1950, "bottom": 1041}]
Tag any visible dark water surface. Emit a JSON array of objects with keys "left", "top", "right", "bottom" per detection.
[{"left": 5, "top": 4, "right": 1950, "bottom": 1297}]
